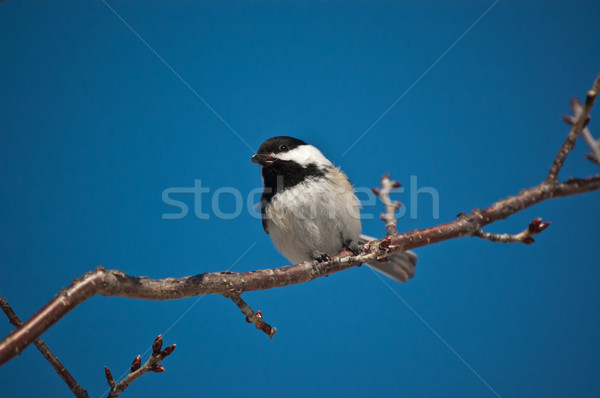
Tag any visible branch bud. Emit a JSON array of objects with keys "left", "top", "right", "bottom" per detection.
[
  {"left": 152, "top": 334, "right": 163, "bottom": 355},
  {"left": 130, "top": 355, "right": 141, "bottom": 373},
  {"left": 379, "top": 236, "right": 392, "bottom": 250},
  {"left": 529, "top": 218, "right": 551, "bottom": 233},
  {"left": 160, "top": 344, "right": 176, "bottom": 359},
  {"left": 261, "top": 325, "right": 277, "bottom": 341},
  {"left": 151, "top": 364, "right": 165, "bottom": 373},
  {"left": 105, "top": 366, "right": 116, "bottom": 389},
  {"left": 268, "top": 326, "right": 277, "bottom": 342},
  {"left": 562, "top": 114, "right": 575, "bottom": 125}
]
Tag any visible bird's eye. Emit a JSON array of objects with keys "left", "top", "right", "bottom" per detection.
[{"left": 279, "top": 145, "right": 288, "bottom": 151}]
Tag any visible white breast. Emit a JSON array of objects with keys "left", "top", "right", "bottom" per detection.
[{"left": 264, "top": 170, "right": 361, "bottom": 264}]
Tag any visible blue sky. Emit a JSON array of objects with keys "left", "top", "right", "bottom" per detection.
[{"left": 1, "top": 1, "right": 600, "bottom": 397}]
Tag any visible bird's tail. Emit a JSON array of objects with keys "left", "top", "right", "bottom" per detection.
[{"left": 359, "top": 234, "right": 417, "bottom": 282}]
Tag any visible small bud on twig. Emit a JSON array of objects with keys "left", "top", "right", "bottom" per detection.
[
  {"left": 130, "top": 355, "right": 141, "bottom": 373},
  {"left": 152, "top": 334, "right": 163, "bottom": 355},
  {"left": 151, "top": 364, "right": 165, "bottom": 373},
  {"left": 160, "top": 344, "right": 176, "bottom": 359},
  {"left": 521, "top": 222, "right": 540, "bottom": 244},
  {"left": 379, "top": 236, "right": 392, "bottom": 250},
  {"left": 528, "top": 217, "right": 551, "bottom": 234},
  {"left": 105, "top": 366, "right": 116, "bottom": 389},
  {"left": 262, "top": 325, "right": 277, "bottom": 342},
  {"left": 562, "top": 114, "right": 575, "bottom": 125}
]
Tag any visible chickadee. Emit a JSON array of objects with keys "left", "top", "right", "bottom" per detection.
[{"left": 251, "top": 136, "right": 417, "bottom": 282}]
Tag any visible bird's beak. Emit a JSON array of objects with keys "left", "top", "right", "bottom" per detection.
[{"left": 251, "top": 154, "right": 275, "bottom": 164}]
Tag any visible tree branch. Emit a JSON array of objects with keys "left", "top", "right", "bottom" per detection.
[
  {"left": 1, "top": 72, "right": 600, "bottom": 370},
  {"left": 0, "top": 297, "right": 89, "bottom": 398},
  {"left": 230, "top": 295, "right": 277, "bottom": 341},
  {"left": 546, "top": 71, "right": 600, "bottom": 183}
]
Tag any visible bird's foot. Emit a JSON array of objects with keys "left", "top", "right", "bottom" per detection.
[
  {"left": 344, "top": 240, "right": 363, "bottom": 256},
  {"left": 312, "top": 252, "right": 331, "bottom": 262}
]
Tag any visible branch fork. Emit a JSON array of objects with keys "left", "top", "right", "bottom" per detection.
[
  {"left": 547, "top": 75, "right": 600, "bottom": 183},
  {"left": 105, "top": 334, "right": 176, "bottom": 398},
  {"left": 0, "top": 297, "right": 90, "bottom": 398}
]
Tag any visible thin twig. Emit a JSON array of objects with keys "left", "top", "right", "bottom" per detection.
[
  {"left": 105, "top": 334, "right": 175, "bottom": 398},
  {"left": 547, "top": 71, "right": 600, "bottom": 183},
  {"left": 563, "top": 98, "right": 600, "bottom": 165},
  {"left": 473, "top": 217, "right": 551, "bottom": 244},
  {"left": 230, "top": 295, "right": 276, "bottom": 341},
  {"left": 372, "top": 174, "right": 402, "bottom": 236},
  {"left": 0, "top": 296, "right": 89, "bottom": 398}
]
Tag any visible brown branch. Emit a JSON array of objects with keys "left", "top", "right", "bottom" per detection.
[
  {"left": 0, "top": 296, "right": 89, "bottom": 398},
  {"left": 372, "top": 174, "right": 402, "bottom": 236},
  {"left": 473, "top": 217, "right": 551, "bottom": 245},
  {"left": 230, "top": 295, "right": 277, "bottom": 341},
  {"left": 1, "top": 73, "right": 600, "bottom": 368},
  {"left": 547, "top": 71, "right": 600, "bottom": 183},
  {"left": 105, "top": 334, "right": 175, "bottom": 398}
]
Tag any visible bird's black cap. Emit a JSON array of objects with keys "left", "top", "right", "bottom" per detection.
[{"left": 256, "top": 136, "right": 307, "bottom": 155}]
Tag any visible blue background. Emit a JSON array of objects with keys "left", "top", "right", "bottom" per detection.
[{"left": 1, "top": 1, "right": 600, "bottom": 397}]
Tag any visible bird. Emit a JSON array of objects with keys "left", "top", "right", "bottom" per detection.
[{"left": 251, "top": 136, "right": 417, "bottom": 282}]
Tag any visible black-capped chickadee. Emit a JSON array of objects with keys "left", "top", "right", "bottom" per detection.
[{"left": 251, "top": 136, "right": 417, "bottom": 282}]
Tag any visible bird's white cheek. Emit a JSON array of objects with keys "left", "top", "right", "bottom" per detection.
[{"left": 277, "top": 145, "right": 333, "bottom": 168}]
